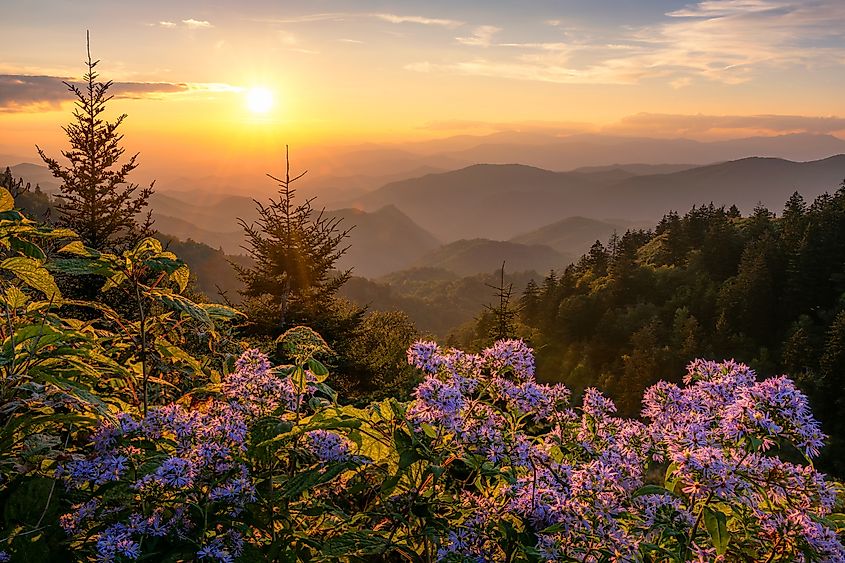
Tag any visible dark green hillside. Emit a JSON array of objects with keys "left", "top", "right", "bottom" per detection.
[{"left": 515, "top": 185, "right": 845, "bottom": 473}]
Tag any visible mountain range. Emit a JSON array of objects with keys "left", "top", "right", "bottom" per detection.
[
  {"left": 349, "top": 155, "right": 845, "bottom": 241},
  {"left": 5, "top": 136, "right": 845, "bottom": 279}
]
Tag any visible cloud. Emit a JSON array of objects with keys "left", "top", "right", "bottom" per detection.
[
  {"left": 407, "top": 0, "right": 845, "bottom": 85},
  {"left": 373, "top": 13, "right": 464, "bottom": 28},
  {"left": 257, "top": 12, "right": 350, "bottom": 24},
  {"left": 182, "top": 19, "right": 213, "bottom": 29},
  {"left": 456, "top": 25, "right": 501, "bottom": 47},
  {"left": 0, "top": 75, "right": 237, "bottom": 112},
  {"left": 338, "top": 38, "right": 364, "bottom": 44},
  {"left": 156, "top": 19, "right": 213, "bottom": 29},
  {"left": 607, "top": 112, "right": 845, "bottom": 136}
]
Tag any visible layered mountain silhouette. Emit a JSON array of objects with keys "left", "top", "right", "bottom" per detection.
[
  {"left": 349, "top": 155, "right": 845, "bottom": 241},
  {"left": 6, "top": 142, "right": 845, "bottom": 279}
]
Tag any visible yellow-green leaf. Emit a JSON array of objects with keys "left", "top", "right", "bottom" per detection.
[
  {"left": 171, "top": 265, "right": 190, "bottom": 293},
  {"left": 0, "top": 188, "right": 13, "bottom": 212},
  {"left": 0, "top": 286, "right": 28, "bottom": 308},
  {"left": 0, "top": 257, "right": 61, "bottom": 301},
  {"left": 58, "top": 241, "right": 91, "bottom": 256}
]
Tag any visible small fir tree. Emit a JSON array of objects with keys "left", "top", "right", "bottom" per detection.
[
  {"left": 483, "top": 262, "right": 519, "bottom": 341},
  {"left": 37, "top": 32, "right": 153, "bottom": 251},
  {"left": 236, "top": 146, "right": 360, "bottom": 338}
]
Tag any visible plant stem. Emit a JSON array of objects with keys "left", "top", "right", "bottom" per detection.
[{"left": 134, "top": 279, "right": 148, "bottom": 416}]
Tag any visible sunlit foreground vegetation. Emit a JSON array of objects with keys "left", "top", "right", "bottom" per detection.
[{"left": 1, "top": 188, "right": 844, "bottom": 562}]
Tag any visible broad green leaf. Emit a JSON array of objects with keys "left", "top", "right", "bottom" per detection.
[
  {"left": 131, "top": 237, "right": 163, "bottom": 256},
  {"left": 320, "top": 531, "right": 392, "bottom": 557},
  {"left": 9, "top": 237, "right": 46, "bottom": 260},
  {"left": 633, "top": 484, "right": 674, "bottom": 498},
  {"left": 703, "top": 506, "right": 729, "bottom": 555},
  {"left": 155, "top": 339, "right": 204, "bottom": 373},
  {"left": 171, "top": 265, "right": 190, "bottom": 292},
  {"left": 101, "top": 271, "right": 128, "bottom": 291},
  {"left": 150, "top": 290, "right": 212, "bottom": 325},
  {"left": 57, "top": 240, "right": 97, "bottom": 256},
  {"left": 48, "top": 257, "right": 115, "bottom": 277},
  {"left": 0, "top": 187, "right": 13, "bottom": 211},
  {"left": 282, "top": 462, "right": 354, "bottom": 498},
  {"left": 0, "top": 257, "right": 61, "bottom": 301},
  {"left": 307, "top": 358, "right": 329, "bottom": 382},
  {"left": 0, "top": 286, "right": 27, "bottom": 308},
  {"left": 199, "top": 303, "right": 244, "bottom": 321}
]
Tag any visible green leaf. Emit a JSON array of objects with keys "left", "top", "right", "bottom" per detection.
[
  {"left": 1, "top": 257, "right": 61, "bottom": 300},
  {"left": 171, "top": 265, "right": 190, "bottom": 292},
  {"left": 321, "top": 531, "right": 391, "bottom": 557},
  {"left": 57, "top": 240, "right": 98, "bottom": 257},
  {"left": 307, "top": 358, "right": 329, "bottom": 382},
  {"left": 9, "top": 237, "right": 46, "bottom": 260},
  {"left": 198, "top": 303, "right": 244, "bottom": 321},
  {"left": 0, "top": 286, "right": 28, "bottom": 308},
  {"left": 150, "top": 290, "right": 212, "bottom": 325},
  {"left": 282, "top": 462, "right": 354, "bottom": 498},
  {"left": 130, "top": 237, "right": 163, "bottom": 256},
  {"left": 703, "top": 506, "right": 729, "bottom": 555},
  {"left": 0, "top": 187, "right": 13, "bottom": 211},
  {"left": 398, "top": 449, "right": 421, "bottom": 470},
  {"left": 48, "top": 257, "right": 115, "bottom": 276},
  {"left": 632, "top": 484, "right": 673, "bottom": 498}
]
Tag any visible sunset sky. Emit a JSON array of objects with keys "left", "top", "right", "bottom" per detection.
[{"left": 2, "top": 0, "right": 844, "bottom": 179}]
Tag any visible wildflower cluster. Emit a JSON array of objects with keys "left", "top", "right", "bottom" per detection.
[
  {"left": 406, "top": 342, "right": 845, "bottom": 562},
  {"left": 55, "top": 338, "right": 844, "bottom": 562},
  {"left": 58, "top": 348, "right": 321, "bottom": 562}
]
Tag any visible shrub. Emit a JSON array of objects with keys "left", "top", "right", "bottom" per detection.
[{"left": 54, "top": 336, "right": 844, "bottom": 562}]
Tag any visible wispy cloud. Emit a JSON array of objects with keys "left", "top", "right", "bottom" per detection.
[
  {"left": 0, "top": 75, "right": 236, "bottom": 112},
  {"left": 258, "top": 12, "right": 350, "bottom": 24},
  {"left": 259, "top": 12, "right": 463, "bottom": 28},
  {"left": 182, "top": 19, "right": 213, "bottom": 29},
  {"left": 155, "top": 19, "right": 213, "bottom": 30},
  {"left": 456, "top": 25, "right": 501, "bottom": 47},
  {"left": 408, "top": 0, "right": 845, "bottom": 85},
  {"left": 373, "top": 13, "right": 463, "bottom": 28}
]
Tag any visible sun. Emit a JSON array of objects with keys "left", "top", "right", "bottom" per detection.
[{"left": 245, "top": 87, "right": 273, "bottom": 114}]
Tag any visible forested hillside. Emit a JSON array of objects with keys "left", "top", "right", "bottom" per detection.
[{"left": 513, "top": 187, "right": 845, "bottom": 473}]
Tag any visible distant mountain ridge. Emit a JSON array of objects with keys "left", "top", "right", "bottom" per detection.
[
  {"left": 351, "top": 155, "right": 845, "bottom": 241},
  {"left": 6, "top": 146, "right": 845, "bottom": 278}
]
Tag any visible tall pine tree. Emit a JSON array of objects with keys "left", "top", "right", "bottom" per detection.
[{"left": 37, "top": 32, "right": 153, "bottom": 251}]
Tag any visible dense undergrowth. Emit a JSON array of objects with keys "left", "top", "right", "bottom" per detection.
[{"left": 2, "top": 186, "right": 845, "bottom": 562}]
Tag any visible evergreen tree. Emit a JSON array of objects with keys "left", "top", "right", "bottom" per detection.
[
  {"left": 37, "top": 33, "right": 153, "bottom": 251},
  {"left": 482, "top": 262, "right": 519, "bottom": 341},
  {"left": 236, "top": 146, "right": 361, "bottom": 339}
]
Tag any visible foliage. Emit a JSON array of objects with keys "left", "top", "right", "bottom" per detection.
[
  {"left": 49, "top": 337, "right": 845, "bottom": 562},
  {"left": 0, "top": 188, "right": 240, "bottom": 561},
  {"left": 36, "top": 34, "right": 153, "bottom": 252},
  {"left": 517, "top": 188, "right": 845, "bottom": 475}
]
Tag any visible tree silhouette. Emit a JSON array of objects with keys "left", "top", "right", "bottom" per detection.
[
  {"left": 236, "top": 146, "right": 359, "bottom": 338},
  {"left": 37, "top": 32, "right": 153, "bottom": 251},
  {"left": 483, "top": 262, "right": 519, "bottom": 341}
]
